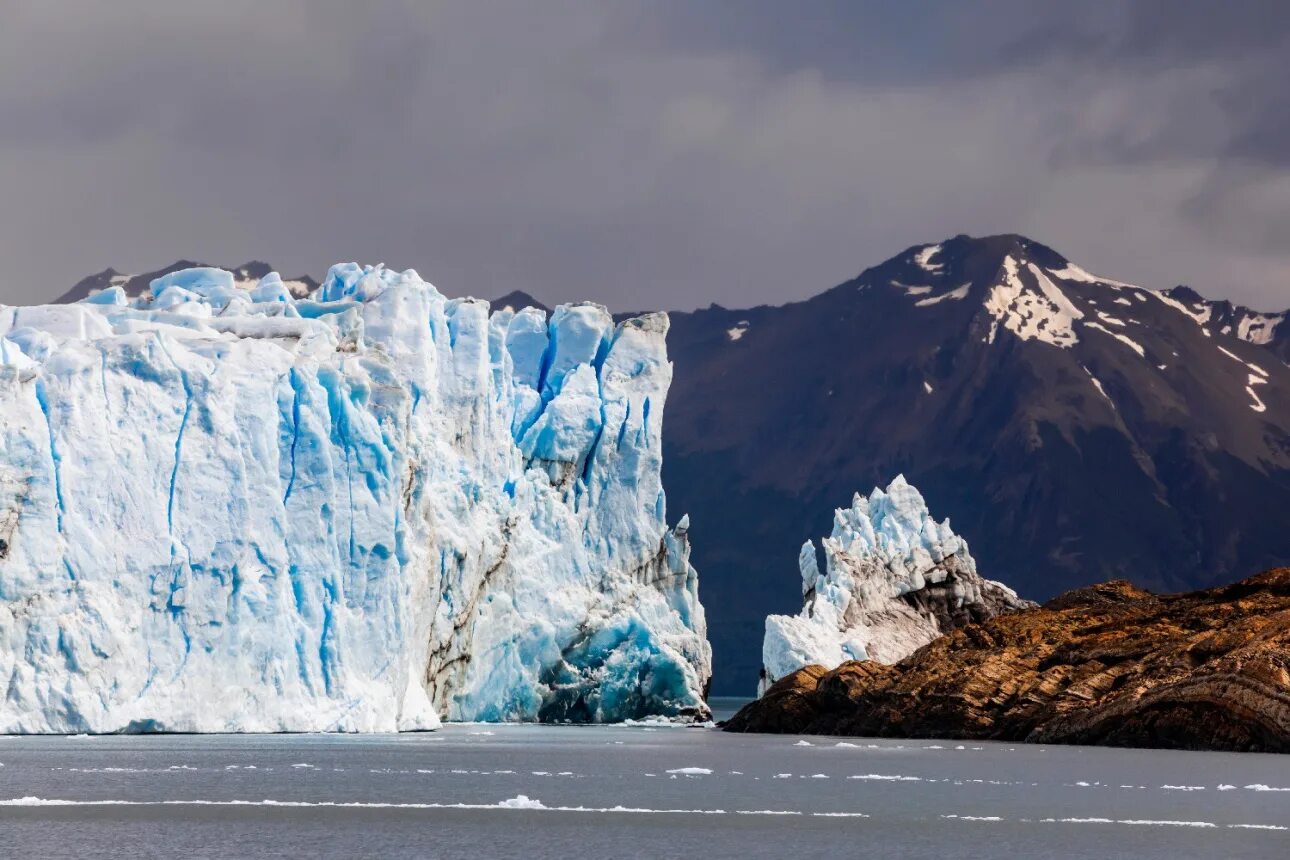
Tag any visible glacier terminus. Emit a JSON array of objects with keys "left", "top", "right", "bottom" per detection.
[{"left": 0, "top": 264, "right": 711, "bottom": 732}]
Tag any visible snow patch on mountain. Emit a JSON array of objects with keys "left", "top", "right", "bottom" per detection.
[
  {"left": 1083, "top": 366, "right": 1115, "bottom": 407},
  {"left": 0, "top": 264, "right": 711, "bottom": 732},
  {"left": 1151, "top": 291, "right": 1214, "bottom": 327},
  {"left": 1084, "top": 321, "right": 1146, "bottom": 358},
  {"left": 1247, "top": 374, "right": 1269, "bottom": 413},
  {"left": 915, "top": 284, "right": 971, "bottom": 307},
  {"left": 1047, "top": 263, "right": 1138, "bottom": 290},
  {"left": 893, "top": 282, "right": 933, "bottom": 296},
  {"left": 759, "top": 476, "right": 1031, "bottom": 695},
  {"left": 1236, "top": 313, "right": 1283, "bottom": 345},
  {"left": 984, "top": 257, "right": 1081, "bottom": 348},
  {"left": 914, "top": 245, "right": 945, "bottom": 275}
]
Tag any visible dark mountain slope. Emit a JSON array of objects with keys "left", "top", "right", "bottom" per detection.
[{"left": 662, "top": 234, "right": 1290, "bottom": 693}]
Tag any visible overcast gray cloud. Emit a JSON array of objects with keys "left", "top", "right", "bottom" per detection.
[{"left": 0, "top": 0, "right": 1288, "bottom": 310}]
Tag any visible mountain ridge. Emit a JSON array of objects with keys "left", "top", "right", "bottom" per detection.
[{"left": 659, "top": 233, "right": 1288, "bottom": 692}]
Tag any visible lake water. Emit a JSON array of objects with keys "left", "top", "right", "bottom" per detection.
[{"left": 1, "top": 699, "right": 1285, "bottom": 858}]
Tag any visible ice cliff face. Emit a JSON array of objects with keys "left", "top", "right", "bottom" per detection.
[
  {"left": 0, "top": 265, "right": 710, "bottom": 732},
  {"left": 760, "top": 476, "right": 1030, "bottom": 695}
]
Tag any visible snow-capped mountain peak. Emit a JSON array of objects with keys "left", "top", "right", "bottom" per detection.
[
  {"left": 872, "top": 234, "right": 1287, "bottom": 364},
  {"left": 659, "top": 232, "right": 1289, "bottom": 691}
]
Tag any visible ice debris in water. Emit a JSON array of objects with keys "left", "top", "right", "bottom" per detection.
[
  {"left": 760, "top": 476, "right": 1029, "bottom": 694},
  {"left": 0, "top": 264, "right": 710, "bottom": 732}
]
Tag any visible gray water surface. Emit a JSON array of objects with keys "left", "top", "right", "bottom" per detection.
[{"left": 1, "top": 701, "right": 1285, "bottom": 859}]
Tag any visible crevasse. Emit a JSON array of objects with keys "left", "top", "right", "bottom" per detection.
[{"left": 0, "top": 264, "right": 711, "bottom": 732}]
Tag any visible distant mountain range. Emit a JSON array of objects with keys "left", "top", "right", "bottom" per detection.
[
  {"left": 55, "top": 261, "right": 317, "bottom": 304},
  {"left": 52, "top": 235, "right": 1290, "bottom": 694}
]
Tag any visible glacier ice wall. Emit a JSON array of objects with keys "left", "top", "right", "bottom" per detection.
[
  {"left": 0, "top": 264, "right": 710, "bottom": 732},
  {"left": 760, "top": 476, "right": 1029, "bottom": 694}
]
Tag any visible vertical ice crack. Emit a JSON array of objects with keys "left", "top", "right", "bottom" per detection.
[
  {"left": 97, "top": 347, "right": 112, "bottom": 418},
  {"left": 166, "top": 374, "right": 194, "bottom": 554},
  {"left": 33, "top": 379, "right": 76, "bottom": 582},
  {"left": 155, "top": 332, "right": 194, "bottom": 559},
  {"left": 32, "top": 380, "right": 66, "bottom": 534},
  {"left": 282, "top": 369, "right": 303, "bottom": 505},
  {"left": 578, "top": 387, "right": 608, "bottom": 489}
]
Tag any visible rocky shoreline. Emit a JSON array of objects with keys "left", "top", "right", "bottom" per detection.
[{"left": 725, "top": 568, "right": 1290, "bottom": 752}]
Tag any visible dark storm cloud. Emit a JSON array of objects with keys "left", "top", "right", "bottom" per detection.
[{"left": 0, "top": 1, "right": 1287, "bottom": 310}]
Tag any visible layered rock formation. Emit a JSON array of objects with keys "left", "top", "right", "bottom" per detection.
[
  {"left": 760, "top": 477, "right": 1031, "bottom": 694},
  {"left": 727, "top": 568, "right": 1290, "bottom": 752}
]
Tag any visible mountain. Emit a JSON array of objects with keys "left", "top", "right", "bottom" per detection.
[
  {"left": 661, "top": 234, "right": 1290, "bottom": 693},
  {"left": 3, "top": 264, "right": 708, "bottom": 731},
  {"left": 491, "top": 289, "right": 550, "bottom": 314},
  {"left": 54, "top": 260, "right": 316, "bottom": 304},
  {"left": 1163, "top": 284, "right": 1290, "bottom": 362}
]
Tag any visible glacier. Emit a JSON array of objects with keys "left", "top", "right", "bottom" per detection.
[
  {"left": 0, "top": 264, "right": 711, "bottom": 732},
  {"left": 760, "top": 476, "right": 1030, "bottom": 694}
]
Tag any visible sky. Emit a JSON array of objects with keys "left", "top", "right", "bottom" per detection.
[{"left": 1, "top": 0, "right": 1289, "bottom": 311}]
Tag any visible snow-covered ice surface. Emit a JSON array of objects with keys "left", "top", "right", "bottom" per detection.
[
  {"left": 0, "top": 716, "right": 1285, "bottom": 859},
  {"left": 0, "top": 264, "right": 710, "bottom": 732},
  {"left": 760, "top": 477, "right": 1030, "bottom": 694}
]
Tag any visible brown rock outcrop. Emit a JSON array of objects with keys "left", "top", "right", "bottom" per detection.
[{"left": 725, "top": 568, "right": 1290, "bottom": 752}]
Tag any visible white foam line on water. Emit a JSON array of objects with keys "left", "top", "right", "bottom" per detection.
[
  {"left": 0, "top": 796, "right": 869, "bottom": 818},
  {"left": 3, "top": 797, "right": 1279, "bottom": 830},
  {"left": 948, "top": 814, "right": 1286, "bottom": 831}
]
